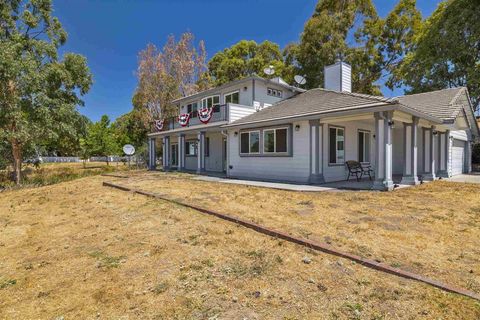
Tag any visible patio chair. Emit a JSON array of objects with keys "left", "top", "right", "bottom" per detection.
[{"left": 346, "top": 160, "right": 373, "bottom": 181}]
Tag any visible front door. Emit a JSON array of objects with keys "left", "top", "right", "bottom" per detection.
[{"left": 171, "top": 143, "right": 178, "bottom": 168}]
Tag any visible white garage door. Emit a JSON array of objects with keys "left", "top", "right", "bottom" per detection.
[{"left": 451, "top": 139, "right": 466, "bottom": 175}]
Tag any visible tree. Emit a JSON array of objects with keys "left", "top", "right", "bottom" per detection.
[
  {"left": 208, "top": 40, "right": 295, "bottom": 86},
  {"left": 0, "top": 0, "right": 92, "bottom": 184},
  {"left": 82, "top": 115, "right": 120, "bottom": 165},
  {"left": 296, "top": 0, "right": 379, "bottom": 93},
  {"left": 392, "top": 0, "right": 480, "bottom": 112},
  {"left": 112, "top": 108, "right": 149, "bottom": 149},
  {"left": 133, "top": 32, "right": 208, "bottom": 127}
]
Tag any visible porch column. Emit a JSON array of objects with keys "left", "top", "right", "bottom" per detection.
[
  {"left": 423, "top": 126, "right": 436, "bottom": 181},
  {"left": 309, "top": 120, "right": 325, "bottom": 184},
  {"left": 437, "top": 130, "right": 450, "bottom": 178},
  {"left": 162, "top": 136, "right": 170, "bottom": 171},
  {"left": 373, "top": 111, "right": 394, "bottom": 191},
  {"left": 197, "top": 131, "right": 206, "bottom": 173},
  {"left": 400, "top": 117, "right": 419, "bottom": 185},
  {"left": 148, "top": 137, "right": 157, "bottom": 171},
  {"left": 177, "top": 134, "right": 185, "bottom": 171}
]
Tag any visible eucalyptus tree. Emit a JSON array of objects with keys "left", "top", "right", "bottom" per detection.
[{"left": 0, "top": 0, "right": 92, "bottom": 184}]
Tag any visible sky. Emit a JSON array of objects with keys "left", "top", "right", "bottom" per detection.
[{"left": 54, "top": 0, "right": 442, "bottom": 122}]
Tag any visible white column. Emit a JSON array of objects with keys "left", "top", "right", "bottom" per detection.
[
  {"left": 424, "top": 126, "right": 436, "bottom": 181},
  {"left": 373, "top": 111, "right": 394, "bottom": 191},
  {"left": 148, "top": 137, "right": 157, "bottom": 171},
  {"left": 162, "top": 136, "right": 170, "bottom": 171},
  {"left": 177, "top": 134, "right": 185, "bottom": 171},
  {"left": 309, "top": 120, "right": 325, "bottom": 184},
  {"left": 197, "top": 131, "right": 206, "bottom": 173},
  {"left": 400, "top": 117, "right": 419, "bottom": 185}
]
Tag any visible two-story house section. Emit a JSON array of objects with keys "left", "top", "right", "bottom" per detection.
[{"left": 147, "top": 76, "right": 304, "bottom": 174}]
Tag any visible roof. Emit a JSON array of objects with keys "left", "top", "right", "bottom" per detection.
[
  {"left": 227, "top": 86, "right": 479, "bottom": 129},
  {"left": 172, "top": 76, "right": 305, "bottom": 104},
  {"left": 395, "top": 87, "right": 466, "bottom": 121},
  {"left": 226, "top": 88, "right": 397, "bottom": 126}
]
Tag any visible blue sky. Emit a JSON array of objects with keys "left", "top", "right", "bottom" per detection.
[{"left": 54, "top": 0, "right": 442, "bottom": 122}]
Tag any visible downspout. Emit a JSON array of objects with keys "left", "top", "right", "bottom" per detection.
[{"left": 252, "top": 78, "right": 256, "bottom": 105}]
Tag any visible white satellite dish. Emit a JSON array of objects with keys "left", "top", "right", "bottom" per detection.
[
  {"left": 263, "top": 65, "right": 275, "bottom": 76},
  {"left": 294, "top": 75, "right": 307, "bottom": 86},
  {"left": 123, "top": 144, "right": 135, "bottom": 156}
]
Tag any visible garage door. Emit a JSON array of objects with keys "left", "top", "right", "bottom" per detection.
[{"left": 451, "top": 139, "right": 466, "bottom": 175}]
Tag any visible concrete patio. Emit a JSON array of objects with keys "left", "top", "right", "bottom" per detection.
[{"left": 193, "top": 174, "right": 411, "bottom": 192}]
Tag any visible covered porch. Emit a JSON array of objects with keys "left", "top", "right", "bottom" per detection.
[
  {"left": 148, "top": 126, "right": 228, "bottom": 175},
  {"left": 308, "top": 110, "right": 452, "bottom": 191}
]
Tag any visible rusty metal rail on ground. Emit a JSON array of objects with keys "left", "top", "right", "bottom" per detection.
[{"left": 102, "top": 181, "right": 480, "bottom": 302}]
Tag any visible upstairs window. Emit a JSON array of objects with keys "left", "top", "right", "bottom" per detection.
[
  {"left": 358, "top": 130, "right": 370, "bottom": 163},
  {"left": 225, "top": 91, "right": 239, "bottom": 104},
  {"left": 267, "top": 88, "right": 283, "bottom": 98},
  {"left": 201, "top": 95, "right": 220, "bottom": 112},
  {"left": 263, "top": 128, "right": 288, "bottom": 153},
  {"left": 186, "top": 102, "right": 198, "bottom": 116},
  {"left": 240, "top": 131, "right": 260, "bottom": 154},
  {"left": 329, "top": 127, "right": 345, "bottom": 164}
]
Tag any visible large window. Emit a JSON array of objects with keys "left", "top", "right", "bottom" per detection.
[
  {"left": 329, "top": 127, "right": 345, "bottom": 164},
  {"left": 358, "top": 130, "right": 370, "bottom": 163},
  {"left": 240, "top": 131, "right": 260, "bottom": 154},
  {"left": 263, "top": 128, "right": 288, "bottom": 153},
  {"left": 201, "top": 95, "right": 220, "bottom": 113},
  {"left": 185, "top": 141, "right": 197, "bottom": 156},
  {"left": 225, "top": 91, "right": 239, "bottom": 104}
]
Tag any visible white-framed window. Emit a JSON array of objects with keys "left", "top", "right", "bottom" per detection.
[
  {"left": 240, "top": 131, "right": 260, "bottom": 154},
  {"left": 185, "top": 141, "right": 198, "bottom": 156},
  {"left": 263, "top": 127, "right": 288, "bottom": 153},
  {"left": 329, "top": 126, "right": 345, "bottom": 164},
  {"left": 225, "top": 91, "right": 239, "bottom": 104},
  {"left": 201, "top": 95, "right": 220, "bottom": 108},
  {"left": 267, "top": 88, "right": 283, "bottom": 98},
  {"left": 358, "top": 130, "right": 370, "bottom": 163}
]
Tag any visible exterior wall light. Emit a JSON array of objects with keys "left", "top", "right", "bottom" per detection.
[
  {"left": 295, "top": 124, "right": 301, "bottom": 131},
  {"left": 234, "top": 131, "right": 238, "bottom": 137},
  {"left": 388, "top": 120, "right": 395, "bottom": 128},
  {"left": 433, "top": 130, "right": 438, "bottom": 135}
]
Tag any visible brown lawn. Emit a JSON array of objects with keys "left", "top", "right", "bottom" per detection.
[{"left": 0, "top": 172, "right": 479, "bottom": 319}]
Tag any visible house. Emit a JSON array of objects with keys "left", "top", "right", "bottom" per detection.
[{"left": 147, "top": 62, "right": 479, "bottom": 191}]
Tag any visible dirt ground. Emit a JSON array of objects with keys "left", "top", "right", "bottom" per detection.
[{"left": 0, "top": 173, "right": 479, "bottom": 319}]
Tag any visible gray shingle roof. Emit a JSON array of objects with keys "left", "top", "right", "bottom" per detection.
[
  {"left": 396, "top": 87, "right": 466, "bottom": 121},
  {"left": 228, "top": 88, "right": 394, "bottom": 126},
  {"left": 228, "top": 86, "right": 471, "bottom": 127}
]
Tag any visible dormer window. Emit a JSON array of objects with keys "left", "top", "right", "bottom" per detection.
[{"left": 201, "top": 95, "right": 220, "bottom": 112}]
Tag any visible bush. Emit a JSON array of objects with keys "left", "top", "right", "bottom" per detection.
[{"left": 473, "top": 143, "right": 480, "bottom": 164}]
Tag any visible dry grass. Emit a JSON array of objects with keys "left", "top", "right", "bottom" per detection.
[
  {"left": 0, "top": 162, "right": 132, "bottom": 189},
  {"left": 120, "top": 172, "right": 480, "bottom": 296},
  {"left": 0, "top": 173, "right": 479, "bottom": 319}
]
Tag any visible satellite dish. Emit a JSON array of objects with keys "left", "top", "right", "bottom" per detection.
[
  {"left": 263, "top": 65, "right": 275, "bottom": 76},
  {"left": 294, "top": 75, "right": 307, "bottom": 86},
  {"left": 123, "top": 144, "right": 135, "bottom": 156}
]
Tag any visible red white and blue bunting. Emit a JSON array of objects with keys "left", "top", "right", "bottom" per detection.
[
  {"left": 154, "top": 119, "right": 164, "bottom": 131},
  {"left": 178, "top": 113, "right": 191, "bottom": 127},
  {"left": 197, "top": 107, "right": 213, "bottom": 124}
]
